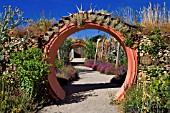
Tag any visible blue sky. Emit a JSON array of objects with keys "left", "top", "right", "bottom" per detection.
[{"left": 0, "top": 0, "right": 169, "bottom": 39}]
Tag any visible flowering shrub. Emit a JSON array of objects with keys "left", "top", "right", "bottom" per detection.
[
  {"left": 113, "top": 69, "right": 122, "bottom": 76},
  {"left": 96, "top": 63, "right": 102, "bottom": 71},
  {"left": 84, "top": 59, "right": 94, "bottom": 67},
  {"left": 84, "top": 61, "right": 127, "bottom": 88},
  {"left": 97, "top": 62, "right": 105, "bottom": 71},
  {"left": 92, "top": 64, "right": 98, "bottom": 71},
  {"left": 100, "top": 63, "right": 109, "bottom": 73},
  {"left": 56, "top": 65, "right": 78, "bottom": 86},
  {"left": 63, "top": 65, "right": 78, "bottom": 81},
  {"left": 85, "top": 60, "right": 127, "bottom": 77},
  {"left": 105, "top": 65, "right": 115, "bottom": 75},
  {"left": 90, "top": 61, "right": 103, "bottom": 71}
]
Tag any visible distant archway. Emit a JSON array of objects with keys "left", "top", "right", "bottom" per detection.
[
  {"left": 42, "top": 12, "right": 138, "bottom": 101},
  {"left": 71, "top": 41, "right": 86, "bottom": 49},
  {"left": 70, "top": 41, "right": 86, "bottom": 59}
]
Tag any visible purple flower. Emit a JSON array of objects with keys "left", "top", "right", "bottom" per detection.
[
  {"left": 84, "top": 59, "right": 94, "bottom": 67},
  {"left": 105, "top": 65, "right": 114, "bottom": 75},
  {"left": 92, "top": 64, "right": 97, "bottom": 71}
]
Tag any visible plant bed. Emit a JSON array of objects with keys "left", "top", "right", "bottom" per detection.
[
  {"left": 84, "top": 59, "right": 94, "bottom": 68},
  {"left": 56, "top": 65, "right": 79, "bottom": 86}
]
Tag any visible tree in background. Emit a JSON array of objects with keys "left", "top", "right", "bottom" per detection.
[
  {"left": 59, "top": 38, "right": 72, "bottom": 64},
  {"left": 84, "top": 40, "right": 96, "bottom": 60}
]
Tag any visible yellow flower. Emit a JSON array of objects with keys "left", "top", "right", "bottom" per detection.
[{"left": 132, "top": 43, "right": 138, "bottom": 49}]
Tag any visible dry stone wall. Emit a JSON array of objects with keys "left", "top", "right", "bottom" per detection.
[{"left": 139, "top": 34, "right": 170, "bottom": 76}]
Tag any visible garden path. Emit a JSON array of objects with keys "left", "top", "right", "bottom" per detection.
[{"left": 38, "top": 66, "right": 122, "bottom": 113}]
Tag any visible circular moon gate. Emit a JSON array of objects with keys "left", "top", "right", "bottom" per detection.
[{"left": 44, "top": 20, "right": 138, "bottom": 101}]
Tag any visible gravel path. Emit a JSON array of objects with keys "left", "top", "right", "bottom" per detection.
[{"left": 38, "top": 66, "right": 121, "bottom": 113}]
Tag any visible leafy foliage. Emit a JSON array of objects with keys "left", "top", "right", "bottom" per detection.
[
  {"left": 59, "top": 38, "right": 72, "bottom": 63},
  {"left": 141, "top": 28, "right": 168, "bottom": 56},
  {"left": 124, "top": 31, "right": 141, "bottom": 49},
  {"left": 10, "top": 48, "right": 50, "bottom": 97},
  {"left": 114, "top": 29, "right": 170, "bottom": 113},
  {"left": 84, "top": 41, "right": 96, "bottom": 59},
  {"left": 0, "top": 48, "right": 51, "bottom": 112},
  {"left": 55, "top": 59, "right": 64, "bottom": 69},
  {"left": 123, "top": 85, "right": 143, "bottom": 113},
  {"left": 0, "top": 72, "right": 31, "bottom": 113},
  {"left": 141, "top": 66, "right": 170, "bottom": 113},
  {"left": 89, "top": 35, "right": 106, "bottom": 42}
]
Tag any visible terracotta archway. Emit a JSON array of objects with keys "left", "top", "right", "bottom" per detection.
[
  {"left": 70, "top": 42, "right": 86, "bottom": 59},
  {"left": 43, "top": 12, "right": 138, "bottom": 101},
  {"left": 71, "top": 42, "right": 85, "bottom": 49},
  {"left": 70, "top": 41, "right": 86, "bottom": 52}
]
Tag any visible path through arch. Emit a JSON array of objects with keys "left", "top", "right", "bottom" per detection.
[
  {"left": 39, "top": 66, "right": 121, "bottom": 113},
  {"left": 43, "top": 12, "right": 138, "bottom": 101}
]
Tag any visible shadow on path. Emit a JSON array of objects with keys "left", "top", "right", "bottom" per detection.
[
  {"left": 41, "top": 66, "right": 120, "bottom": 107},
  {"left": 63, "top": 83, "right": 119, "bottom": 94},
  {"left": 54, "top": 66, "right": 121, "bottom": 106},
  {"left": 54, "top": 83, "right": 120, "bottom": 106}
]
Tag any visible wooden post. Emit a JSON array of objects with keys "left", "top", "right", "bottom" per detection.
[
  {"left": 70, "top": 49, "right": 74, "bottom": 59},
  {"left": 115, "top": 42, "right": 120, "bottom": 68},
  {"left": 94, "top": 38, "right": 101, "bottom": 65},
  {"left": 100, "top": 37, "right": 106, "bottom": 59},
  {"left": 57, "top": 49, "right": 60, "bottom": 60},
  {"left": 106, "top": 36, "right": 111, "bottom": 62}
]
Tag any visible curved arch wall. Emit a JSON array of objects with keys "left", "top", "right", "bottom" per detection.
[{"left": 44, "top": 20, "right": 138, "bottom": 100}]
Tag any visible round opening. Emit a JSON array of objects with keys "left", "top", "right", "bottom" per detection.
[{"left": 44, "top": 21, "right": 137, "bottom": 100}]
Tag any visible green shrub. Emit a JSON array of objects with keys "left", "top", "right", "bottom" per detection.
[
  {"left": 10, "top": 48, "right": 50, "bottom": 99},
  {"left": 123, "top": 85, "right": 143, "bottom": 113},
  {"left": 55, "top": 59, "right": 64, "bottom": 69},
  {"left": 141, "top": 67, "right": 170, "bottom": 113},
  {"left": 84, "top": 40, "right": 96, "bottom": 60},
  {"left": 59, "top": 39, "right": 72, "bottom": 62},
  {"left": 0, "top": 48, "right": 51, "bottom": 112},
  {"left": 115, "top": 68, "right": 170, "bottom": 113},
  {"left": 0, "top": 71, "right": 31, "bottom": 113}
]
